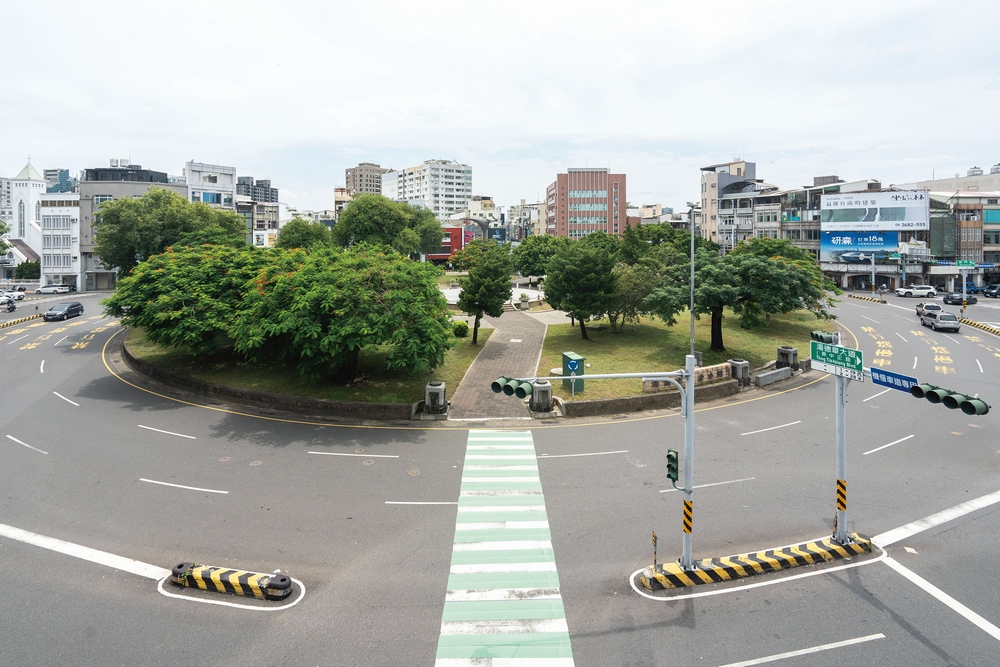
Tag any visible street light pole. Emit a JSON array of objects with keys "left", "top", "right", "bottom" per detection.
[{"left": 688, "top": 202, "right": 696, "bottom": 358}]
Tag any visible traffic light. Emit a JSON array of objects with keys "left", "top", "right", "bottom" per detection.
[
  {"left": 666, "top": 449, "right": 679, "bottom": 481},
  {"left": 910, "top": 383, "right": 990, "bottom": 415},
  {"left": 810, "top": 330, "right": 836, "bottom": 344},
  {"left": 491, "top": 376, "right": 511, "bottom": 394},
  {"left": 492, "top": 377, "right": 534, "bottom": 399}
]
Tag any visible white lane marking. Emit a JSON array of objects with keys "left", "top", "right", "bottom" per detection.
[
  {"left": 457, "top": 505, "right": 546, "bottom": 513},
  {"left": 308, "top": 451, "right": 399, "bottom": 458},
  {"left": 895, "top": 332, "right": 908, "bottom": 342},
  {"left": 883, "top": 557, "right": 1000, "bottom": 642},
  {"left": 977, "top": 359, "right": 984, "bottom": 373},
  {"left": 740, "top": 421, "right": 800, "bottom": 436},
  {"left": 139, "top": 478, "right": 228, "bottom": 494},
  {"left": 7, "top": 335, "right": 28, "bottom": 345},
  {"left": 462, "top": 477, "right": 541, "bottom": 483},
  {"left": 467, "top": 444, "right": 535, "bottom": 450},
  {"left": 847, "top": 302, "right": 868, "bottom": 309},
  {"left": 138, "top": 424, "right": 196, "bottom": 439},
  {"left": 863, "top": 434, "right": 915, "bottom": 456},
  {"left": 717, "top": 633, "right": 885, "bottom": 667},
  {"left": 873, "top": 488, "right": 1000, "bottom": 547},
  {"left": 452, "top": 540, "right": 551, "bottom": 552},
  {"left": 455, "top": 521, "right": 550, "bottom": 530},
  {"left": 0, "top": 522, "right": 171, "bottom": 580},
  {"left": 913, "top": 356, "right": 918, "bottom": 370},
  {"left": 54, "top": 336, "right": 69, "bottom": 346},
  {"left": 461, "top": 490, "right": 542, "bottom": 496},
  {"left": 440, "top": 618, "right": 569, "bottom": 635},
  {"left": 385, "top": 501, "right": 458, "bottom": 505},
  {"left": 157, "top": 574, "right": 306, "bottom": 611},
  {"left": 53, "top": 392, "right": 79, "bottom": 406},
  {"left": 863, "top": 388, "right": 891, "bottom": 402},
  {"left": 661, "top": 476, "right": 755, "bottom": 493},
  {"left": 450, "top": 562, "right": 558, "bottom": 575},
  {"left": 537, "top": 449, "right": 628, "bottom": 459},
  {"left": 465, "top": 454, "right": 537, "bottom": 460},
  {"left": 861, "top": 316, "right": 880, "bottom": 323},
  {"left": 39, "top": 360, "right": 44, "bottom": 373},
  {"left": 943, "top": 334, "right": 961, "bottom": 344},
  {"left": 464, "top": 465, "right": 538, "bottom": 471},
  {"left": 445, "top": 588, "right": 561, "bottom": 602},
  {"left": 5, "top": 434, "right": 48, "bottom": 455}
]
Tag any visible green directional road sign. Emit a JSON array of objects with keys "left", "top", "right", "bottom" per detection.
[
  {"left": 810, "top": 341, "right": 864, "bottom": 381},
  {"left": 956, "top": 260, "right": 976, "bottom": 268}
]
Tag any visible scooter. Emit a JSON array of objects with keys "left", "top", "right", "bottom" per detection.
[{"left": 4, "top": 302, "right": 14, "bottom": 313}]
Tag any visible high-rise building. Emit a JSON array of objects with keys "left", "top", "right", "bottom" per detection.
[
  {"left": 184, "top": 161, "right": 236, "bottom": 210},
  {"left": 545, "top": 168, "right": 628, "bottom": 238},
  {"left": 346, "top": 162, "right": 388, "bottom": 195},
  {"left": 382, "top": 159, "right": 472, "bottom": 221},
  {"left": 43, "top": 168, "right": 77, "bottom": 193},
  {"left": 0, "top": 176, "right": 11, "bottom": 224},
  {"left": 236, "top": 176, "right": 279, "bottom": 203}
]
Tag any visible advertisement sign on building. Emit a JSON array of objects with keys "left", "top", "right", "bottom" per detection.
[
  {"left": 820, "top": 231, "right": 899, "bottom": 263},
  {"left": 820, "top": 191, "right": 930, "bottom": 232}
]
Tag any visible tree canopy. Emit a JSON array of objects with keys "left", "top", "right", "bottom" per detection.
[
  {"left": 0, "top": 220, "right": 9, "bottom": 253},
  {"left": 333, "top": 194, "right": 443, "bottom": 256},
  {"left": 510, "top": 234, "right": 570, "bottom": 277},
  {"left": 456, "top": 241, "right": 512, "bottom": 345},
  {"left": 93, "top": 187, "right": 246, "bottom": 275},
  {"left": 276, "top": 217, "right": 334, "bottom": 250},
  {"left": 544, "top": 241, "right": 617, "bottom": 340}
]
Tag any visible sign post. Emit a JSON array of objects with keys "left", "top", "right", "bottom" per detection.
[{"left": 957, "top": 260, "right": 974, "bottom": 303}]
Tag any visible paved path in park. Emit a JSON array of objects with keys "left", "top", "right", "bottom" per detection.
[{"left": 447, "top": 309, "right": 548, "bottom": 420}]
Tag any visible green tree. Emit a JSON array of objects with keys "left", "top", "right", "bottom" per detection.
[
  {"left": 544, "top": 242, "right": 617, "bottom": 340},
  {"left": 333, "top": 195, "right": 443, "bottom": 256},
  {"left": 451, "top": 239, "right": 510, "bottom": 271},
  {"left": 0, "top": 220, "right": 10, "bottom": 253},
  {"left": 579, "top": 230, "right": 621, "bottom": 262},
  {"left": 411, "top": 207, "right": 445, "bottom": 255},
  {"left": 457, "top": 242, "right": 513, "bottom": 345},
  {"left": 511, "top": 234, "right": 570, "bottom": 278},
  {"left": 174, "top": 225, "right": 247, "bottom": 249},
  {"left": 640, "top": 223, "right": 718, "bottom": 255},
  {"left": 231, "top": 245, "right": 453, "bottom": 381},
  {"left": 606, "top": 263, "right": 658, "bottom": 333},
  {"left": 93, "top": 187, "right": 246, "bottom": 275},
  {"left": 15, "top": 260, "right": 40, "bottom": 280},
  {"left": 276, "top": 217, "right": 334, "bottom": 250},
  {"left": 620, "top": 224, "right": 649, "bottom": 264}
]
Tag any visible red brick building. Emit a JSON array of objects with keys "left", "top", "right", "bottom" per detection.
[{"left": 545, "top": 168, "right": 629, "bottom": 238}]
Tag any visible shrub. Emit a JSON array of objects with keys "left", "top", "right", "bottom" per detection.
[{"left": 453, "top": 321, "right": 469, "bottom": 338}]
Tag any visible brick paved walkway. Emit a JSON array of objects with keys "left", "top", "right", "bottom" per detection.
[{"left": 447, "top": 310, "right": 547, "bottom": 420}]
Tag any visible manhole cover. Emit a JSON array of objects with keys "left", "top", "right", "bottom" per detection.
[
  {"left": 409, "top": 469, "right": 420, "bottom": 476},
  {"left": 250, "top": 460, "right": 263, "bottom": 466},
  {"left": 355, "top": 448, "right": 365, "bottom": 453},
  {"left": 218, "top": 457, "right": 231, "bottom": 462},
  {"left": 363, "top": 460, "right": 374, "bottom": 466}
]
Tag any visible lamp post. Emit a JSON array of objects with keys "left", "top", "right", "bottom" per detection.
[{"left": 686, "top": 202, "right": 698, "bottom": 358}]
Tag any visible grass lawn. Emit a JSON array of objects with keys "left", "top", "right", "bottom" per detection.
[
  {"left": 126, "top": 327, "right": 492, "bottom": 404},
  {"left": 537, "top": 310, "right": 835, "bottom": 400}
]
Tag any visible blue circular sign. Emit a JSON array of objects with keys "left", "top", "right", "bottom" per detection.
[{"left": 567, "top": 360, "right": 579, "bottom": 372}]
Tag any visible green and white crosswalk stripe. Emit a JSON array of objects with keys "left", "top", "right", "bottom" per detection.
[{"left": 435, "top": 430, "right": 575, "bottom": 666}]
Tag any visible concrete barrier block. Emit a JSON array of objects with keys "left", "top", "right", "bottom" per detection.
[{"left": 754, "top": 367, "right": 792, "bottom": 387}]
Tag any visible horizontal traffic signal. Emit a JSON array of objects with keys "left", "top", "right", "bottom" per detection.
[
  {"left": 491, "top": 377, "right": 511, "bottom": 394},
  {"left": 910, "top": 383, "right": 990, "bottom": 415},
  {"left": 666, "top": 449, "right": 679, "bottom": 481},
  {"left": 492, "top": 377, "right": 534, "bottom": 399},
  {"left": 810, "top": 330, "right": 836, "bottom": 344}
]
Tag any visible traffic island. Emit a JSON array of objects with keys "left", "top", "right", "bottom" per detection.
[
  {"left": 847, "top": 294, "right": 885, "bottom": 304},
  {"left": 640, "top": 533, "right": 872, "bottom": 591},
  {"left": 0, "top": 313, "right": 42, "bottom": 329},
  {"left": 959, "top": 318, "right": 1000, "bottom": 337},
  {"left": 171, "top": 562, "right": 292, "bottom": 601}
]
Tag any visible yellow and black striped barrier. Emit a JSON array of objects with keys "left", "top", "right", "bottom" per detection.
[
  {"left": 0, "top": 313, "right": 41, "bottom": 329},
  {"left": 640, "top": 533, "right": 872, "bottom": 591},
  {"left": 847, "top": 294, "right": 885, "bottom": 304},
  {"left": 959, "top": 318, "right": 1000, "bottom": 337},
  {"left": 171, "top": 562, "right": 292, "bottom": 600},
  {"left": 836, "top": 479, "right": 847, "bottom": 511},
  {"left": 682, "top": 500, "right": 693, "bottom": 534}
]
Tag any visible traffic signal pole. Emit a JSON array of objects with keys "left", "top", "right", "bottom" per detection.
[
  {"left": 681, "top": 353, "right": 696, "bottom": 570},
  {"left": 834, "top": 372, "right": 850, "bottom": 545}
]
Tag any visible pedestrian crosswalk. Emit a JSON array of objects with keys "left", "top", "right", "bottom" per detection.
[{"left": 435, "top": 430, "right": 575, "bottom": 666}]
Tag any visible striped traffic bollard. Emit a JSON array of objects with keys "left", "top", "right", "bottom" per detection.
[{"left": 171, "top": 562, "right": 292, "bottom": 600}]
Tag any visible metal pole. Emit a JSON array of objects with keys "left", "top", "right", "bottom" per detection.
[
  {"left": 834, "top": 374, "right": 849, "bottom": 544},
  {"left": 690, "top": 206, "right": 696, "bottom": 358},
  {"left": 870, "top": 255, "right": 876, "bottom": 295},
  {"left": 680, "top": 353, "right": 696, "bottom": 570}
]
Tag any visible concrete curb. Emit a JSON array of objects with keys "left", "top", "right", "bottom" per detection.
[
  {"left": 0, "top": 313, "right": 42, "bottom": 329},
  {"left": 171, "top": 562, "right": 292, "bottom": 600},
  {"left": 847, "top": 294, "right": 885, "bottom": 304},
  {"left": 640, "top": 532, "right": 872, "bottom": 591},
  {"left": 959, "top": 318, "right": 1000, "bottom": 337}
]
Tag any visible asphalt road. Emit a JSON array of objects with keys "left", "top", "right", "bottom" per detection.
[{"left": 1, "top": 291, "right": 998, "bottom": 666}]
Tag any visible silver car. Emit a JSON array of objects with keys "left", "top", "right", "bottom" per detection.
[
  {"left": 920, "top": 311, "right": 961, "bottom": 332},
  {"left": 2, "top": 290, "right": 25, "bottom": 301},
  {"left": 36, "top": 285, "right": 70, "bottom": 294}
]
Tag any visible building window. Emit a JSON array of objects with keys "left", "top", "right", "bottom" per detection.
[
  {"left": 36, "top": 201, "right": 41, "bottom": 221},
  {"left": 94, "top": 195, "right": 113, "bottom": 206}
]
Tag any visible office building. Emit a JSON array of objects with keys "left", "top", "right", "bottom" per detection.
[
  {"left": 44, "top": 168, "right": 77, "bottom": 193},
  {"left": 346, "top": 163, "right": 388, "bottom": 196},
  {"left": 0, "top": 176, "right": 11, "bottom": 224},
  {"left": 184, "top": 161, "right": 236, "bottom": 210},
  {"left": 382, "top": 159, "right": 472, "bottom": 221},
  {"left": 545, "top": 168, "right": 628, "bottom": 238},
  {"left": 236, "top": 176, "right": 279, "bottom": 203}
]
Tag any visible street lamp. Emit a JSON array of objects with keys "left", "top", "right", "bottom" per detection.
[
  {"left": 686, "top": 202, "right": 698, "bottom": 358},
  {"left": 860, "top": 253, "right": 877, "bottom": 294}
]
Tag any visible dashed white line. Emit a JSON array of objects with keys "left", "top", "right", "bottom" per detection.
[
  {"left": 309, "top": 451, "right": 399, "bottom": 458},
  {"left": 7, "top": 335, "right": 28, "bottom": 345},
  {"left": 53, "top": 392, "right": 79, "bottom": 406},
  {"left": 54, "top": 336, "right": 68, "bottom": 346},
  {"left": 913, "top": 356, "right": 918, "bottom": 370},
  {"left": 943, "top": 334, "right": 961, "bottom": 344},
  {"left": 39, "top": 360, "right": 45, "bottom": 373},
  {"left": 5, "top": 434, "right": 48, "bottom": 455},
  {"left": 861, "top": 316, "right": 880, "bottom": 323},
  {"left": 138, "top": 424, "right": 196, "bottom": 439},
  {"left": 863, "top": 388, "right": 891, "bottom": 402},
  {"left": 977, "top": 359, "right": 983, "bottom": 373},
  {"left": 660, "top": 476, "right": 755, "bottom": 493},
  {"left": 873, "top": 488, "right": 1000, "bottom": 547},
  {"left": 863, "top": 434, "right": 914, "bottom": 456},
  {"left": 740, "top": 421, "right": 800, "bottom": 436},
  {"left": 537, "top": 449, "right": 628, "bottom": 459},
  {"left": 717, "top": 633, "right": 885, "bottom": 667},
  {"left": 139, "top": 478, "right": 228, "bottom": 494},
  {"left": 895, "top": 332, "right": 908, "bottom": 342}
]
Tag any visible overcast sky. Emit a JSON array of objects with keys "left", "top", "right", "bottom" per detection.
[{"left": 4, "top": 0, "right": 1000, "bottom": 212}]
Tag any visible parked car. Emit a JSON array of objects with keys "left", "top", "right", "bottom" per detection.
[
  {"left": 916, "top": 302, "right": 942, "bottom": 317},
  {"left": 2, "top": 289, "right": 25, "bottom": 301},
  {"left": 984, "top": 284, "right": 1000, "bottom": 298},
  {"left": 895, "top": 285, "right": 936, "bottom": 297},
  {"left": 920, "top": 310, "right": 961, "bottom": 332},
  {"left": 43, "top": 302, "right": 84, "bottom": 321},
  {"left": 943, "top": 292, "right": 977, "bottom": 305},
  {"left": 36, "top": 284, "right": 70, "bottom": 294}
]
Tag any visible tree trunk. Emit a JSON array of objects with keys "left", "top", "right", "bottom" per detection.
[
  {"left": 710, "top": 308, "right": 725, "bottom": 352},
  {"left": 472, "top": 315, "right": 481, "bottom": 345},
  {"left": 579, "top": 316, "right": 589, "bottom": 341}
]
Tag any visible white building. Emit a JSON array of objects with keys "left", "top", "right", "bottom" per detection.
[
  {"left": 39, "top": 192, "right": 82, "bottom": 288},
  {"left": 382, "top": 159, "right": 472, "bottom": 221},
  {"left": 184, "top": 161, "right": 236, "bottom": 210}
]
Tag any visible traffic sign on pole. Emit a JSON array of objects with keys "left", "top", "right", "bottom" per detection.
[
  {"left": 810, "top": 341, "right": 864, "bottom": 382},
  {"left": 870, "top": 369, "right": 918, "bottom": 393},
  {"left": 956, "top": 260, "right": 976, "bottom": 268}
]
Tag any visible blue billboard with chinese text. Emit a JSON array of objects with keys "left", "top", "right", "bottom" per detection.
[{"left": 820, "top": 231, "right": 899, "bottom": 263}]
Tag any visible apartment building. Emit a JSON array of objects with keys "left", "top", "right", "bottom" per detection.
[
  {"left": 236, "top": 176, "right": 279, "bottom": 203},
  {"left": 699, "top": 160, "right": 754, "bottom": 242},
  {"left": 382, "top": 159, "right": 472, "bottom": 221},
  {"left": 345, "top": 162, "right": 388, "bottom": 196},
  {"left": 185, "top": 161, "right": 237, "bottom": 210},
  {"left": 545, "top": 168, "right": 628, "bottom": 238}
]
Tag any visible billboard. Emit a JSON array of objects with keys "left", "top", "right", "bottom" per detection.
[
  {"left": 820, "top": 191, "right": 929, "bottom": 232},
  {"left": 820, "top": 231, "right": 899, "bottom": 263}
]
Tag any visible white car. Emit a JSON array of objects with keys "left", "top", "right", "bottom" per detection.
[
  {"left": 895, "top": 285, "right": 936, "bottom": 298},
  {"left": 36, "top": 284, "right": 70, "bottom": 294},
  {"left": 2, "top": 290, "right": 25, "bottom": 301}
]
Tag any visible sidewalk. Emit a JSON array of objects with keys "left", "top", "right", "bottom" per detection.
[{"left": 447, "top": 309, "right": 548, "bottom": 420}]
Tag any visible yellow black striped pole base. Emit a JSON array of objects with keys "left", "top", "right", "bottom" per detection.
[
  {"left": 640, "top": 533, "right": 872, "bottom": 591},
  {"left": 171, "top": 562, "right": 292, "bottom": 600},
  {"left": 847, "top": 294, "right": 885, "bottom": 304}
]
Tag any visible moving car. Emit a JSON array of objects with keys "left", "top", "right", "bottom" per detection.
[
  {"left": 920, "top": 310, "right": 961, "bottom": 332},
  {"left": 2, "top": 289, "right": 25, "bottom": 301},
  {"left": 895, "top": 285, "right": 936, "bottom": 297},
  {"left": 942, "top": 292, "right": 977, "bottom": 305},
  {"left": 43, "top": 302, "right": 84, "bottom": 321},
  {"left": 985, "top": 284, "right": 1000, "bottom": 298},
  {"left": 916, "top": 302, "right": 942, "bottom": 317},
  {"left": 36, "top": 284, "right": 70, "bottom": 294}
]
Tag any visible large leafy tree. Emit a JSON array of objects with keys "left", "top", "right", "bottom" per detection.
[
  {"left": 456, "top": 241, "right": 512, "bottom": 345},
  {"left": 544, "top": 242, "right": 617, "bottom": 340},
  {"left": 15, "top": 260, "right": 40, "bottom": 279},
  {"left": 0, "top": 220, "right": 10, "bottom": 253},
  {"left": 578, "top": 230, "right": 621, "bottom": 262},
  {"left": 640, "top": 222, "right": 718, "bottom": 255},
  {"left": 606, "top": 263, "right": 658, "bottom": 333},
  {"left": 451, "top": 239, "right": 510, "bottom": 271},
  {"left": 276, "top": 217, "right": 334, "bottom": 250},
  {"left": 93, "top": 187, "right": 246, "bottom": 275},
  {"left": 619, "top": 224, "right": 648, "bottom": 265},
  {"left": 230, "top": 245, "right": 453, "bottom": 381},
  {"left": 333, "top": 194, "right": 443, "bottom": 256},
  {"left": 103, "top": 243, "right": 267, "bottom": 356},
  {"left": 510, "top": 234, "right": 570, "bottom": 278}
]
